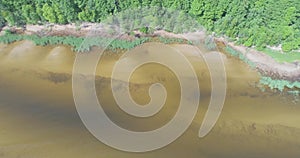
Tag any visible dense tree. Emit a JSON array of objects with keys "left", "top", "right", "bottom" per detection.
[
  {"left": 21, "top": 5, "right": 40, "bottom": 24},
  {"left": 42, "top": 3, "right": 57, "bottom": 23},
  {"left": 0, "top": 0, "right": 300, "bottom": 52}
]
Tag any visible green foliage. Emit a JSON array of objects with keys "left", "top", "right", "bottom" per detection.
[
  {"left": 261, "top": 48, "right": 300, "bottom": 63},
  {"left": 42, "top": 4, "right": 57, "bottom": 23},
  {"left": 189, "top": 0, "right": 300, "bottom": 52},
  {"left": 102, "top": 6, "right": 201, "bottom": 34},
  {"left": 287, "top": 90, "right": 300, "bottom": 96},
  {"left": 0, "top": 32, "right": 151, "bottom": 52},
  {"left": 0, "top": 31, "right": 23, "bottom": 43},
  {"left": 139, "top": 27, "right": 149, "bottom": 34},
  {"left": 0, "top": 31, "right": 193, "bottom": 52},
  {"left": 225, "top": 46, "right": 256, "bottom": 68},
  {"left": 0, "top": 16, "right": 6, "bottom": 28},
  {"left": 1, "top": 11, "right": 16, "bottom": 26},
  {"left": 0, "top": 0, "right": 26, "bottom": 26},
  {"left": 260, "top": 77, "right": 300, "bottom": 92},
  {"left": 0, "top": 0, "right": 300, "bottom": 52},
  {"left": 21, "top": 5, "right": 40, "bottom": 24},
  {"left": 204, "top": 36, "right": 216, "bottom": 50},
  {"left": 78, "top": 10, "right": 96, "bottom": 22},
  {"left": 282, "top": 41, "right": 298, "bottom": 52},
  {"left": 158, "top": 37, "right": 185, "bottom": 44}
]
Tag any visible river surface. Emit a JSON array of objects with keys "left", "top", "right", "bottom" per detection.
[{"left": 0, "top": 40, "right": 299, "bottom": 158}]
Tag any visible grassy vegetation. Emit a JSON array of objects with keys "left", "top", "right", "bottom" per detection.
[
  {"left": 261, "top": 48, "right": 300, "bottom": 63},
  {"left": 225, "top": 46, "right": 256, "bottom": 68},
  {"left": 0, "top": 31, "right": 192, "bottom": 52},
  {"left": 287, "top": 90, "right": 300, "bottom": 96},
  {"left": 158, "top": 37, "right": 185, "bottom": 44},
  {"left": 224, "top": 45, "right": 300, "bottom": 92},
  {"left": 260, "top": 77, "right": 300, "bottom": 92},
  {"left": 0, "top": 31, "right": 152, "bottom": 52},
  {"left": 1, "top": 28, "right": 299, "bottom": 94},
  {"left": 204, "top": 36, "right": 217, "bottom": 50}
]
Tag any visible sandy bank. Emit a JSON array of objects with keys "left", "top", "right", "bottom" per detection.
[{"left": 216, "top": 37, "right": 300, "bottom": 82}]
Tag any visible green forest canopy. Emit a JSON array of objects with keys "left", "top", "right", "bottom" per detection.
[{"left": 0, "top": 0, "right": 300, "bottom": 52}]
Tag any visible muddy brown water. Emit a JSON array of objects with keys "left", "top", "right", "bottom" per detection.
[{"left": 0, "top": 41, "right": 299, "bottom": 158}]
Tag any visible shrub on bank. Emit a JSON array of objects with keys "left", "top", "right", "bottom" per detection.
[{"left": 260, "top": 77, "right": 300, "bottom": 92}]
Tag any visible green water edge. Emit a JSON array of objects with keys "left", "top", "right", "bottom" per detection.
[
  {"left": 225, "top": 46, "right": 300, "bottom": 95},
  {"left": 1, "top": 31, "right": 299, "bottom": 94},
  {"left": 0, "top": 31, "right": 190, "bottom": 52}
]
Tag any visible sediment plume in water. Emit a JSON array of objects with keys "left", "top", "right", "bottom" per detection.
[{"left": 0, "top": 42, "right": 299, "bottom": 158}]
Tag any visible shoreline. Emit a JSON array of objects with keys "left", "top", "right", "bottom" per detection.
[
  {"left": 215, "top": 37, "right": 300, "bottom": 82},
  {"left": 1, "top": 23, "right": 299, "bottom": 83}
]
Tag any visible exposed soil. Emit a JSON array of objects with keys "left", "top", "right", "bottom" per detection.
[{"left": 215, "top": 37, "right": 300, "bottom": 82}]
